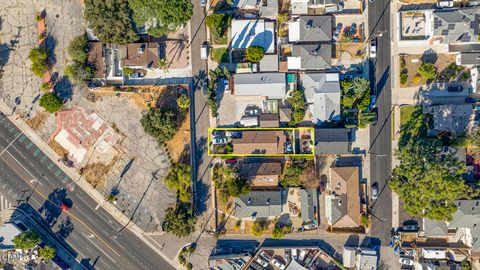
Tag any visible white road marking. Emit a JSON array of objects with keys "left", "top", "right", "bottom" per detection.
[
  {"left": 4, "top": 150, "right": 38, "bottom": 183},
  {"left": 0, "top": 133, "right": 22, "bottom": 157},
  {"left": 82, "top": 233, "right": 117, "bottom": 264},
  {"left": 1, "top": 195, "right": 4, "bottom": 210}
]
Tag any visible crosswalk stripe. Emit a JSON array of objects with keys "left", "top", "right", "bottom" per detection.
[
  {"left": 8, "top": 202, "right": 11, "bottom": 209},
  {"left": 1, "top": 195, "right": 4, "bottom": 210}
]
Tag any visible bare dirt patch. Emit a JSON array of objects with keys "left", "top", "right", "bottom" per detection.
[
  {"left": 300, "top": 161, "right": 318, "bottom": 188},
  {"left": 26, "top": 111, "right": 50, "bottom": 131},
  {"left": 48, "top": 139, "right": 68, "bottom": 158},
  {"left": 166, "top": 113, "right": 191, "bottom": 163},
  {"left": 80, "top": 156, "right": 118, "bottom": 189},
  {"left": 336, "top": 43, "right": 366, "bottom": 60},
  {"left": 400, "top": 53, "right": 457, "bottom": 87}
]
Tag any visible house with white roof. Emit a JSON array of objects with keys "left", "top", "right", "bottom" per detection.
[
  {"left": 300, "top": 73, "right": 341, "bottom": 124},
  {"left": 231, "top": 19, "right": 276, "bottom": 54},
  {"left": 232, "top": 72, "right": 287, "bottom": 98}
]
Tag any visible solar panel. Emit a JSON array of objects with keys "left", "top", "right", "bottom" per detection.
[
  {"left": 448, "top": 24, "right": 455, "bottom": 30},
  {"left": 434, "top": 17, "right": 443, "bottom": 28}
]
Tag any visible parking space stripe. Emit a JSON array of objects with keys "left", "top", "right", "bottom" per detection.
[
  {"left": 26, "top": 142, "right": 33, "bottom": 149},
  {"left": 41, "top": 155, "right": 48, "bottom": 163},
  {"left": 19, "top": 135, "right": 26, "bottom": 142},
  {"left": 48, "top": 163, "right": 55, "bottom": 169},
  {"left": 55, "top": 170, "right": 62, "bottom": 176},
  {"left": 33, "top": 149, "right": 40, "bottom": 156}
]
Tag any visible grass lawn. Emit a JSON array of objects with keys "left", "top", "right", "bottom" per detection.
[
  {"left": 399, "top": 105, "right": 432, "bottom": 147},
  {"left": 400, "top": 105, "right": 421, "bottom": 127},
  {"left": 211, "top": 48, "right": 229, "bottom": 63}
]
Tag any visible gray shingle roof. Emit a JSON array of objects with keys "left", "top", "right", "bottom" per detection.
[
  {"left": 301, "top": 73, "right": 341, "bottom": 123},
  {"left": 298, "top": 16, "right": 333, "bottom": 42},
  {"left": 300, "top": 188, "right": 318, "bottom": 222},
  {"left": 460, "top": 52, "right": 480, "bottom": 65},
  {"left": 433, "top": 7, "right": 480, "bottom": 43},
  {"left": 314, "top": 128, "right": 352, "bottom": 155},
  {"left": 233, "top": 73, "right": 286, "bottom": 98},
  {"left": 292, "top": 44, "right": 332, "bottom": 70},
  {"left": 234, "top": 190, "right": 287, "bottom": 218}
]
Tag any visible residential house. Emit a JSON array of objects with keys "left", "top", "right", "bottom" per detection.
[
  {"left": 287, "top": 16, "right": 333, "bottom": 70},
  {"left": 233, "top": 0, "right": 260, "bottom": 10},
  {"left": 232, "top": 73, "right": 287, "bottom": 98},
  {"left": 355, "top": 249, "right": 378, "bottom": 270},
  {"left": 291, "top": 0, "right": 343, "bottom": 15},
  {"left": 433, "top": 7, "right": 480, "bottom": 44},
  {"left": 325, "top": 166, "right": 361, "bottom": 228},
  {"left": 259, "top": 54, "right": 279, "bottom": 71},
  {"left": 425, "top": 105, "right": 475, "bottom": 135},
  {"left": 314, "top": 128, "right": 352, "bottom": 155},
  {"left": 87, "top": 42, "right": 106, "bottom": 82},
  {"left": 288, "top": 16, "right": 332, "bottom": 43},
  {"left": 234, "top": 190, "right": 288, "bottom": 219},
  {"left": 456, "top": 52, "right": 480, "bottom": 66},
  {"left": 121, "top": 43, "right": 160, "bottom": 70},
  {"left": 231, "top": 19, "right": 276, "bottom": 54},
  {"left": 423, "top": 200, "right": 480, "bottom": 256},
  {"left": 232, "top": 130, "right": 287, "bottom": 154},
  {"left": 301, "top": 73, "right": 341, "bottom": 124},
  {"left": 0, "top": 222, "right": 22, "bottom": 250},
  {"left": 240, "top": 161, "right": 282, "bottom": 188},
  {"left": 300, "top": 188, "right": 319, "bottom": 227},
  {"left": 259, "top": 113, "right": 280, "bottom": 127}
]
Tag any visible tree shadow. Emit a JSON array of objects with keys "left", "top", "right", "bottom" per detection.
[
  {"left": 194, "top": 137, "right": 211, "bottom": 214},
  {"left": 38, "top": 188, "right": 69, "bottom": 227},
  {"left": 375, "top": 65, "right": 390, "bottom": 97},
  {"left": 56, "top": 216, "right": 74, "bottom": 238},
  {"left": 344, "top": 234, "right": 360, "bottom": 247},
  {"left": 398, "top": 105, "right": 429, "bottom": 148},
  {"left": 54, "top": 76, "right": 73, "bottom": 101},
  {"left": 420, "top": 48, "right": 438, "bottom": 64},
  {"left": 45, "top": 34, "right": 57, "bottom": 66}
]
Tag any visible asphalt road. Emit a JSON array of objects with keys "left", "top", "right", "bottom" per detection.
[
  {"left": 189, "top": 0, "right": 212, "bottom": 215},
  {"left": 368, "top": 0, "right": 394, "bottom": 246},
  {"left": 0, "top": 114, "right": 174, "bottom": 270}
]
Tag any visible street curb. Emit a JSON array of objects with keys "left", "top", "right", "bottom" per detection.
[{"left": 0, "top": 101, "right": 180, "bottom": 269}]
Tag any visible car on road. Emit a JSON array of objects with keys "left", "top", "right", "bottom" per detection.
[
  {"left": 370, "top": 39, "right": 377, "bottom": 58},
  {"left": 284, "top": 249, "right": 291, "bottom": 262},
  {"left": 401, "top": 220, "right": 419, "bottom": 231},
  {"left": 436, "top": 0, "right": 453, "bottom": 8},
  {"left": 447, "top": 85, "right": 463, "bottom": 92},
  {"left": 371, "top": 182, "right": 379, "bottom": 201},
  {"left": 212, "top": 138, "right": 227, "bottom": 145},
  {"left": 466, "top": 97, "right": 480, "bottom": 103},
  {"left": 255, "top": 257, "right": 269, "bottom": 268},
  {"left": 200, "top": 0, "right": 207, "bottom": 6},
  {"left": 201, "top": 44, "right": 208, "bottom": 59},
  {"left": 399, "top": 258, "right": 414, "bottom": 265},
  {"left": 259, "top": 251, "right": 271, "bottom": 261},
  {"left": 201, "top": 79, "right": 208, "bottom": 95},
  {"left": 270, "top": 258, "right": 286, "bottom": 270},
  {"left": 298, "top": 249, "right": 306, "bottom": 261},
  {"left": 59, "top": 201, "right": 70, "bottom": 212},
  {"left": 333, "top": 23, "right": 342, "bottom": 41}
]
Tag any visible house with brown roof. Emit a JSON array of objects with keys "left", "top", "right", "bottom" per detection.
[
  {"left": 325, "top": 166, "right": 361, "bottom": 228},
  {"left": 87, "top": 42, "right": 106, "bottom": 80},
  {"left": 121, "top": 43, "right": 160, "bottom": 69},
  {"left": 232, "top": 130, "right": 287, "bottom": 155},
  {"left": 240, "top": 162, "right": 282, "bottom": 188}
]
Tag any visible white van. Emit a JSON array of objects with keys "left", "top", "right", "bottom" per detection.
[
  {"left": 292, "top": 249, "right": 298, "bottom": 260},
  {"left": 201, "top": 45, "right": 208, "bottom": 59}
]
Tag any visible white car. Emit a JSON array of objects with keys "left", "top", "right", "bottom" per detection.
[
  {"left": 255, "top": 257, "right": 268, "bottom": 267},
  {"left": 292, "top": 249, "right": 298, "bottom": 260},
  {"left": 200, "top": 44, "right": 208, "bottom": 59},
  {"left": 370, "top": 39, "right": 377, "bottom": 58},
  {"left": 298, "top": 250, "right": 306, "bottom": 261},
  {"left": 270, "top": 258, "right": 286, "bottom": 270},
  {"left": 212, "top": 138, "right": 226, "bottom": 145},
  {"left": 399, "top": 258, "right": 413, "bottom": 265},
  {"left": 437, "top": 1, "right": 453, "bottom": 8}
]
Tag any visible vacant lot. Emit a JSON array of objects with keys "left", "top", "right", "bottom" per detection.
[{"left": 400, "top": 54, "right": 457, "bottom": 87}]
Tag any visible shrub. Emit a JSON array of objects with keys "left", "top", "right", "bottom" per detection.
[
  {"left": 245, "top": 46, "right": 265, "bottom": 63},
  {"left": 178, "top": 254, "right": 186, "bottom": 265},
  {"left": 12, "top": 229, "right": 41, "bottom": 249},
  {"left": 418, "top": 62, "right": 436, "bottom": 80},
  {"left": 67, "top": 34, "right": 89, "bottom": 63},
  {"left": 123, "top": 67, "right": 134, "bottom": 77},
  {"left": 361, "top": 214, "right": 369, "bottom": 226},
  {"left": 206, "top": 13, "right": 231, "bottom": 40},
  {"left": 462, "top": 71, "right": 471, "bottom": 81},
  {"left": 272, "top": 227, "right": 284, "bottom": 239},
  {"left": 400, "top": 72, "right": 408, "bottom": 85},
  {"left": 39, "top": 245, "right": 56, "bottom": 261},
  {"left": 28, "top": 47, "right": 49, "bottom": 77},
  {"left": 251, "top": 221, "right": 266, "bottom": 236},
  {"left": 140, "top": 109, "right": 178, "bottom": 143},
  {"left": 163, "top": 204, "right": 196, "bottom": 237},
  {"left": 177, "top": 94, "right": 190, "bottom": 111},
  {"left": 35, "top": 14, "right": 43, "bottom": 22},
  {"left": 400, "top": 56, "right": 406, "bottom": 69},
  {"left": 39, "top": 93, "right": 63, "bottom": 113},
  {"left": 40, "top": 82, "right": 51, "bottom": 92},
  {"left": 412, "top": 73, "right": 422, "bottom": 84},
  {"left": 288, "top": 89, "right": 306, "bottom": 126}
]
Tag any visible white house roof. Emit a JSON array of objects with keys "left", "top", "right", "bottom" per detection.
[
  {"left": 0, "top": 223, "right": 22, "bottom": 250},
  {"left": 233, "top": 73, "right": 287, "bottom": 98},
  {"left": 301, "top": 73, "right": 340, "bottom": 123},
  {"left": 231, "top": 19, "right": 275, "bottom": 53}
]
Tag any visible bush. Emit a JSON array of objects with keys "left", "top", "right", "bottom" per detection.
[
  {"left": 12, "top": 229, "right": 41, "bottom": 249},
  {"left": 178, "top": 254, "right": 186, "bottom": 265},
  {"left": 186, "top": 262, "right": 193, "bottom": 270},
  {"left": 361, "top": 214, "right": 369, "bottom": 226},
  {"left": 140, "top": 109, "right": 178, "bottom": 143},
  {"left": 412, "top": 73, "right": 422, "bottom": 84},
  {"left": 65, "top": 34, "right": 95, "bottom": 83},
  {"left": 418, "top": 62, "right": 436, "bottom": 80},
  {"left": 462, "top": 71, "right": 471, "bottom": 81},
  {"left": 39, "top": 245, "right": 56, "bottom": 261},
  {"left": 400, "top": 72, "right": 408, "bottom": 85},
  {"left": 28, "top": 47, "right": 49, "bottom": 77},
  {"left": 251, "top": 221, "right": 266, "bottom": 236},
  {"left": 272, "top": 227, "right": 284, "bottom": 239},
  {"left": 280, "top": 161, "right": 304, "bottom": 187},
  {"left": 123, "top": 67, "right": 134, "bottom": 77},
  {"left": 400, "top": 56, "right": 406, "bottom": 69},
  {"left": 206, "top": 13, "right": 231, "bottom": 43},
  {"left": 40, "top": 82, "right": 51, "bottom": 92},
  {"left": 164, "top": 163, "right": 192, "bottom": 203},
  {"left": 35, "top": 14, "right": 43, "bottom": 22},
  {"left": 245, "top": 46, "right": 265, "bottom": 63},
  {"left": 177, "top": 94, "right": 190, "bottom": 111},
  {"left": 163, "top": 204, "right": 196, "bottom": 237},
  {"left": 288, "top": 89, "right": 306, "bottom": 126},
  {"left": 39, "top": 93, "right": 63, "bottom": 113}
]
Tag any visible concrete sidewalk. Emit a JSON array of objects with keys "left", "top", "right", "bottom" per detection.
[{"left": 0, "top": 100, "right": 181, "bottom": 269}]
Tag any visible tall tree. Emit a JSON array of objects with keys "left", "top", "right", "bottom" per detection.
[
  {"left": 164, "top": 163, "right": 192, "bottom": 203},
  {"left": 390, "top": 138, "right": 467, "bottom": 221},
  {"left": 85, "top": 0, "right": 137, "bottom": 44},
  {"left": 12, "top": 229, "right": 41, "bottom": 249},
  {"left": 128, "top": 0, "right": 193, "bottom": 37},
  {"left": 140, "top": 109, "right": 178, "bottom": 143},
  {"left": 163, "top": 204, "right": 196, "bottom": 237}
]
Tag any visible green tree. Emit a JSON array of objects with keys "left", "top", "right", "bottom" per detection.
[
  {"left": 164, "top": 163, "right": 192, "bottom": 203},
  {"left": 245, "top": 46, "right": 265, "bottom": 63},
  {"left": 205, "top": 13, "right": 231, "bottom": 39},
  {"left": 280, "top": 162, "right": 304, "bottom": 187},
  {"left": 128, "top": 0, "right": 193, "bottom": 37},
  {"left": 272, "top": 227, "right": 284, "bottom": 239},
  {"left": 140, "top": 109, "right": 178, "bottom": 143},
  {"left": 67, "top": 34, "right": 88, "bottom": 63},
  {"left": 226, "top": 177, "right": 250, "bottom": 197},
  {"left": 85, "top": 0, "right": 138, "bottom": 44},
  {"left": 39, "top": 245, "right": 56, "bottom": 261},
  {"left": 29, "top": 47, "right": 49, "bottom": 77},
  {"left": 288, "top": 89, "right": 306, "bottom": 126},
  {"left": 177, "top": 94, "right": 190, "bottom": 111},
  {"left": 65, "top": 62, "right": 95, "bottom": 82},
  {"left": 390, "top": 138, "right": 467, "bottom": 221},
  {"left": 157, "top": 59, "right": 169, "bottom": 73},
  {"left": 163, "top": 204, "right": 196, "bottom": 237},
  {"left": 12, "top": 229, "right": 41, "bottom": 249},
  {"left": 123, "top": 67, "right": 134, "bottom": 77},
  {"left": 358, "top": 111, "right": 376, "bottom": 128},
  {"left": 251, "top": 220, "right": 266, "bottom": 236},
  {"left": 418, "top": 62, "right": 437, "bottom": 80},
  {"left": 39, "top": 93, "right": 63, "bottom": 113}
]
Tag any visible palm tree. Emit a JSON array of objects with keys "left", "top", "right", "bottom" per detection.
[{"left": 158, "top": 58, "right": 169, "bottom": 73}]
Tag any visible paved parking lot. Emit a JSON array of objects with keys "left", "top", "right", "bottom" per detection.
[{"left": 217, "top": 93, "right": 266, "bottom": 126}]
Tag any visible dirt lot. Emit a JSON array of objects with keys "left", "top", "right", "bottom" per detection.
[
  {"left": 400, "top": 53, "right": 457, "bottom": 87},
  {"left": 25, "top": 111, "right": 50, "bottom": 131}
]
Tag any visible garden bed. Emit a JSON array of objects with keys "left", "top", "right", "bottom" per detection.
[
  {"left": 211, "top": 48, "right": 229, "bottom": 63},
  {"left": 399, "top": 54, "right": 458, "bottom": 87}
]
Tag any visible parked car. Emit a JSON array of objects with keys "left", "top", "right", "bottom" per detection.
[
  {"left": 259, "top": 251, "right": 271, "bottom": 261},
  {"left": 343, "top": 26, "right": 351, "bottom": 36},
  {"left": 370, "top": 39, "right": 377, "bottom": 58},
  {"left": 223, "top": 79, "right": 229, "bottom": 93},
  {"left": 226, "top": 131, "right": 242, "bottom": 138},
  {"left": 298, "top": 249, "right": 306, "bottom": 261},
  {"left": 371, "top": 182, "right": 379, "bottom": 201},
  {"left": 292, "top": 249, "right": 298, "bottom": 260},
  {"left": 333, "top": 23, "right": 342, "bottom": 41},
  {"left": 212, "top": 130, "right": 225, "bottom": 137},
  {"left": 270, "top": 258, "right": 286, "bottom": 270},
  {"left": 284, "top": 249, "right": 291, "bottom": 262},
  {"left": 370, "top": 95, "right": 377, "bottom": 110},
  {"left": 201, "top": 44, "right": 208, "bottom": 59},
  {"left": 324, "top": 4, "right": 343, "bottom": 14},
  {"left": 200, "top": 0, "right": 207, "bottom": 6},
  {"left": 212, "top": 138, "right": 227, "bottom": 145},
  {"left": 255, "top": 257, "right": 268, "bottom": 268},
  {"left": 201, "top": 79, "right": 208, "bottom": 95},
  {"left": 399, "top": 258, "right": 414, "bottom": 265},
  {"left": 437, "top": 0, "right": 453, "bottom": 8},
  {"left": 466, "top": 97, "right": 480, "bottom": 103},
  {"left": 401, "top": 220, "right": 419, "bottom": 231},
  {"left": 349, "top": 23, "right": 357, "bottom": 36},
  {"left": 447, "top": 85, "right": 463, "bottom": 92}
]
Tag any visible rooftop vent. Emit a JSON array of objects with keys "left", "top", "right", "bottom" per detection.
[{"left": 138, "top": 44, "right": 146, "bottom": 54}]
